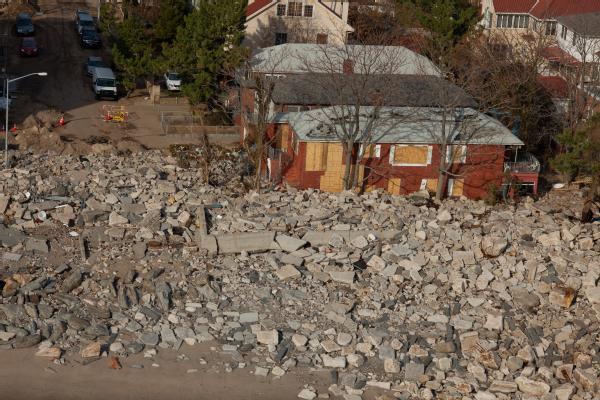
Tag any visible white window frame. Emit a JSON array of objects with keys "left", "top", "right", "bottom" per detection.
[
  {"left": 448, "top": 178, "right": 455, "bottom": 196},
  {"left": 560, "top": 25, "right": 567, "bottom": 40},
  {"left": 420, "top": 179, "right": 428, "bottom": 191},
  {"left": 445, "top": 145, "right": 467, "bottom": 164},
  {"left": 389, "top": 145, "right": 432, "bottom": 167},
  {"left": 359, "top": 144, "right": 381, "bottom": 158},
  {"left": 287, "top": 1, "right": 303, "bottom": 17}
]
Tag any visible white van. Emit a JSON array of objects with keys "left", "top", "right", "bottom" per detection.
[
  {"left": 92, "top": 67, "right": 117, "bottom": 100},
  {"left": 75, "top": 10, "right": 95, "bottom": 35}
]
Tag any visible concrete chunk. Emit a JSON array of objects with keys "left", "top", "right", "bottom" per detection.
[
  {"left": 276, "top": 234, "right": 307, "bottom": 252},
  {"left": 216, "top": 232, "right": 276, "bottom": 254}
]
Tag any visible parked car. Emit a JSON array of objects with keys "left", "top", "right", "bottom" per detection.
[
  {"left": 16, "top": 13, "right": 34, "bottom": 36},
  {"left": 164, "top": 71, "right": 181, "bottom": 91},
  {"left": 92, "top": 67, "right": 117, "bottom": 100},
  {"left": 80, "top": 27, "right": 102, "bottom": 48},
  {"left": 85, "top": 56, "right": 106, "bottom": 76},
  {"left": 75, "top": 10, "right": 95, "bottom": 35},
  {"left": 19, "top": 37, "right": 38, "bottom": 57}
]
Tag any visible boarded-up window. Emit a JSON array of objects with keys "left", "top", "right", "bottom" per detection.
[
  {"left": 390, "top": 145, "right": 432, "bottom": 166},
  {"left": 305, "top": 142, "right": 328, "bottom": 171},
  {"left": 362, "top": 144, "right": 381, "bottom": 158},
  {"left": 279, "top": 125, "right": 290, "bottom": 151},
  {"left": 420, "top": 178, "right": 438, "bottom": 193},
  {"left": 448, "top": 179, "right": 464, "bottom": 197},
  {"left": 388, "top": 178, "right": 401, "bottom": 195},
  {"left": 446, "top": 145, "right": 467, "bottom": 164}
]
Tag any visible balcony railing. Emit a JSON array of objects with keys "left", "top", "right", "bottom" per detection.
[{"left": 504, "top": 153, "right": 541, "bottom": 173}]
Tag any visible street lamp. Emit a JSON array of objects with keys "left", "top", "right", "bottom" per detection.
[{"left": 4, "top": 72, "right": 48, "bottom": 167}]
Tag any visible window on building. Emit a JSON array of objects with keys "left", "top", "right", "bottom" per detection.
[
  {"left": 275, "top": 32, "right": 288, "bottom": 45},
  {"left": 304, "top": 4, "right": 313, "bottom": 17},
  {"left": 361, "top": 144, "right": 381, "bottom": 158},
  {"left": 389, "top": 145, "right": 432, "bottom": 166},
  {"left": 277, "top": 4, "right": 286, "bottom": 16},
  {"left": 305, "top": 142, "right": 328, "bottom": 171},
  {"left": 420, "top": 178, "right": 438, "bottom": 193},
  {"left": 572, "top": 32, "right": 578, "bottom": 46},
  {"left": 287, "top": 1, "right": 303, "bottom": 17},
  {"left": 388, "top": 178, "right": 401, "bottom": 195},
  {"left": 279, "top": 125, "right": 290, "bottom": 151},
  {"left": 496, "top": 14, "right": 529, "bottom": 29},
  {"left": 448, "top": 178, "right": 465, "bottom": 197},
  {"left": 545, "top": 20, "right": 557, "bottom": 36},
  {"left": 446, "top": 145, "right": 467, "bottom": 164},
  {"left": 316, "top": 33, "right": 328, "bottom": 44},
  {"left": 560, "top": 25, "right": 568, "bottom": 40}
]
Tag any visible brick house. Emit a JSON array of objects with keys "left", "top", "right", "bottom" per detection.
[
  {"left": 239, "top": 43, "right": 539, "bottom": 198},
  {"left": 266, "top": 106, "right": 538, "bottom": 199},
  {"left": 244, "top": 0, "right": 354, "bottom": 50}
]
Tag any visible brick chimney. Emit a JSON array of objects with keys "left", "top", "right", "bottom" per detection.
[{"left": 343, "top": 58, "right": 354, "bottom": 74}]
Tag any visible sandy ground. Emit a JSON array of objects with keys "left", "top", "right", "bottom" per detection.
[{"left": 0, "top": 344, "right": 339, "bottom": 400}]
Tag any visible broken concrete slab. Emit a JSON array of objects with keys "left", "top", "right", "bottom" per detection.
[{"left": 215, "top": 231, "right": 276, "bottom": 254}]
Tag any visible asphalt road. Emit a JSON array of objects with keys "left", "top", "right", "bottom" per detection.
[
  {"left": 0, "top": 1, "right": 198, "bottom": 149},
  {"left": 5, "top": 1, "right": 106, "bottom": 117}
]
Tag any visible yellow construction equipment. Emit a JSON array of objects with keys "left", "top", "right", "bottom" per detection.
[{"left": 102, "top": 105, "right": 128, "bottom": 123}]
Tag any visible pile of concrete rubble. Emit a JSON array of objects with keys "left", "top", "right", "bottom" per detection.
[{"left": 0, "top": 151, "right": 599, "bottom": 400}]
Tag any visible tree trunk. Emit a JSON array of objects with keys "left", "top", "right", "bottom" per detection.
[
  {"left": 435, "top": 168, "right": 446, "bottom": 201},
  {"left": 581, "top": 176, "right": 599, "bottom": 222},
  {"left": 343, "top": 142, "right": 353, "bottom": 190},
  {"left": 436, "top": 115, "right": 448, "bottom": 201},
  {"left": 351, "top": 154, "right": 362, "bottom": 192}
]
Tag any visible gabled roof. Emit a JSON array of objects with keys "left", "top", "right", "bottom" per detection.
[
  {"left": 538, "top": 75, "right": 569, "bottom": 99},
  {"left": 493, "top": 0, "right": 536, "bottom": 14},
  {"left": 542, "top": 46, "right": 580, "bottom": 65},
  {"left": 279, "top": 106, "right": 523, "bottom": 146},
  {"left": 247, "top": 0, "right": 274, "bottom": 17},
  {"left": 251, "top": 43, "right": 440, "bottom": 76},
  {"left": 557, "top": 12, "right": 600, "bottom": 36},
  {"left": 493, "top": 0, "right": 600, "bottom": 19},
  {"left": 271, "top": 74, "right": 476, "bottom": 108},
  {"left": 530, "top": 0, "right": 600, "bottom": 19}
]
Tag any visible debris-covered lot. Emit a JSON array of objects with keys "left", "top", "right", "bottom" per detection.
[{"left": 1, "top": 151, "right": 599, "bottom": 399}]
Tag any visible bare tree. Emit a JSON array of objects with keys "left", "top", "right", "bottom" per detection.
[
  {"left": 555, "top": 19, "right": 600, "bottom": 135},
  {"left": 233, "top": 47, "right": 290, "bottom": 190},
  {"left": 294, "top": 39, "right": 431, "bottom": 190}
]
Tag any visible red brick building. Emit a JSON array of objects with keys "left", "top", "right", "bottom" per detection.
[{"left": 266, "top": 106, "right": 539, "bottom": 199}]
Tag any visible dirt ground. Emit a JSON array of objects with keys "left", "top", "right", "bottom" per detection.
[
  {"left": 0, "top": 0, "right": 222, "bottom": 151},
  {"left": 0, "top": 344, "right": 340, "bottom": 400}
]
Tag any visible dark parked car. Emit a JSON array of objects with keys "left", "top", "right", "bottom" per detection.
[
  {"left": 20, "top": 37, "right": 38, "bottom": 57},
  {"left": 80, "top": 28, "right": 102, "bottom": 48},
  {"left": 16, "top": 13, "right": 34, "bottom": 36}
]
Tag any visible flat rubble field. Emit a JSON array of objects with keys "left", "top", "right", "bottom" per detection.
[{"left": 0, "top": 150, "right": 599, "bottom": 400}]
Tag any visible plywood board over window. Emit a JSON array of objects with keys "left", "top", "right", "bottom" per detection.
[
  {"left": 420, "top": 178, "right": 438, "bottom": 193},
  {"left": 279, "top": 125, "right": 290, "bottom": 151},
  {"left": 390, "top": 145, "right": 432, "bottom": 166},
  {"left": 387, "top": 178, "right": 401, "bottom": 195},
  {"left": 362, "top": 144, "right": 381, "bottom": 158},
  {"left": 319, "top": 143, "right": 345, "bottom": 192},
  {"left": 305, "top": 142, "right": 328, "bottom": 171},
  {"left": 446, "top": 145, "right": 467, "bottom": 164},
  {"left": 448, "top": 178, "right": 464, "bottom": 197}
]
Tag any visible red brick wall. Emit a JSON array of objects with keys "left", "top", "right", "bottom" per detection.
[
  {"left": 276, "top": 136, "right": 507, "bottom": 199},
  {"left": 362, "top": 143, "right": 505, "bottom": 199}
]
